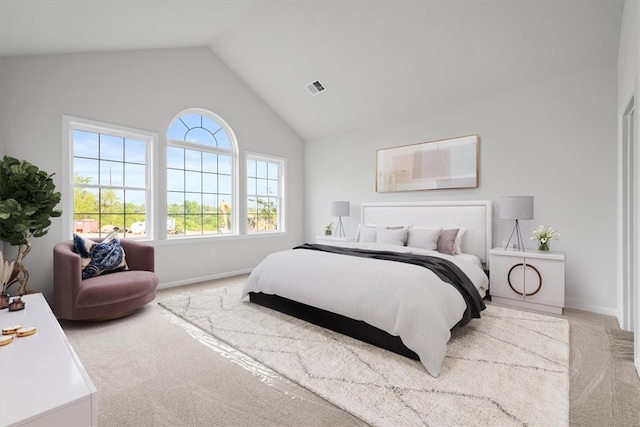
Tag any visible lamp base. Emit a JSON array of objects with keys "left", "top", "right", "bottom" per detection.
[
  {"left": 505, "top": 219, "right": 525, "bottom": 251},
  {"left": 335, "top": 217, "right": 345, "bottom": 238}
]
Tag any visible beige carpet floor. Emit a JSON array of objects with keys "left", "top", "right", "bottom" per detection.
[{"left": 60, "top": 274, "right": 640, "bottom": 426}]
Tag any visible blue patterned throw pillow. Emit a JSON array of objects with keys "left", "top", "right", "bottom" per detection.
[{"left": 73, "top": 231, "right": 128, "bottom": 280}]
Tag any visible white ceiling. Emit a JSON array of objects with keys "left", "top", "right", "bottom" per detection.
[{"left": 0, "top": 0, "right": 625, "bottom": 140}]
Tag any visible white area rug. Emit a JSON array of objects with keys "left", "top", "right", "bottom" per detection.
[{"left": 159, "top": 285, "right": 569, "bottom": 427}]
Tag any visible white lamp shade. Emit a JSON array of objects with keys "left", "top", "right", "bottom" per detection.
[
  {"left": 331, "top": 201, "right": 350, "bottom": 217},
  {"left": 500, "top": 196, "right": 534, "bottom": 220}
]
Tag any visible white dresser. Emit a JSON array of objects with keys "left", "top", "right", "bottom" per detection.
[
  {"left": 0, "top": 293, "right": 97, "bottom": 427},
  {"left": 489, "top": 248, "right": 566, "bottom": 314}
]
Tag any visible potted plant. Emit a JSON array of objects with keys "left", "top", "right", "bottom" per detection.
[
  {"left": 530, "top": 225, "right": 559, "bottom": 251},
  {"left": 324, "top": 222, "right": 333, "bottom": 236},
  {"left": 0, "top": 156, "right": 62, "bottom": 295}
]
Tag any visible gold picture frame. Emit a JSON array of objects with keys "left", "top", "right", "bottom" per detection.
[{"left": 376, "top": 134, "right": 479, "bottom": 192}]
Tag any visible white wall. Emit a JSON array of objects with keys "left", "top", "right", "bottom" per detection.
[
  {"left": 0, "top": 47, "right": 305, "bottom": 301},
  {"left": 305, "top": 65, "right": 618, "bottom": 315}
]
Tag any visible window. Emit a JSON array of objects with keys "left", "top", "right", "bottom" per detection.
[
  {"left": 66, "top": 117, "right": 153, "bottom": 239},
  {"left": 166, "top": 110, "right": 237, "bottom": 237},
  {"left": 247, "top": 153, "right": 285, "bottom": 233},
  {"left": 65, "top": 112, "right": 286, "bottom": 240}
]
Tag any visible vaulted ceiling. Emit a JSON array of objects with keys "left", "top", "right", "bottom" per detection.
[{"left": 0, "top": 0, "right": 625, "bottom": 140}]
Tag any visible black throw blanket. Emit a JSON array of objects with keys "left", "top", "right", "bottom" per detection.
[{"left": 294, "top": 243, "right": 486, "bottom": 327}]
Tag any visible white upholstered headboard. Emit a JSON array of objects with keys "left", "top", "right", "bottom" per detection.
[{"left": 361, "top": 201, "right": 493, "bottom": 267}]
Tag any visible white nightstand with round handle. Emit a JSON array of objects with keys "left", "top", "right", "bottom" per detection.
[{"left": 489, "top": 247, "right": 565, "bottom": 314}]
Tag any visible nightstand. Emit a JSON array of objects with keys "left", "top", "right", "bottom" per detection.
[
  {"left": 489, "top": 247, "right": 565, "bottom": 314},
  {"left": 315, "top": 236, "right": 355, "bottom": 244}
]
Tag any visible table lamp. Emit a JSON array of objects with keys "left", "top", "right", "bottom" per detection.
[
  {"left": 331, "top": 201, "right": 350, "bottom": 238},
  {"left": 501, "top": 196, "right": 533, "bottom": 251}
]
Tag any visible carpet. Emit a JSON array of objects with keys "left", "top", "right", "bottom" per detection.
[{"left": 159, "top": 285, "right": 570, "bottom": 427}]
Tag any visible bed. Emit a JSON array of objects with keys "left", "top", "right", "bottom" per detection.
[{"left": 242, "top": 201, "right": 492, "bottom": 377}]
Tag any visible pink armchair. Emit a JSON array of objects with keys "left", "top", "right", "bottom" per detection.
[{"left": 53, "top": 239, "right": 159, "bottom": 320}]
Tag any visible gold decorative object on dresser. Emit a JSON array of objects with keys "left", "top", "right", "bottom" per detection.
[{"left": 489, "top": 247, "right": 565, "bottom": 314}]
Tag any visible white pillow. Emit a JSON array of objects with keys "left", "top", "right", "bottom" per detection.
[
  {"left": 407, "top": 227, "right": 442, "bottom": 250},
  {"left": 356, "top": 224, "right": 377, "bottom": 242},
  {"left": 377, "top": 228, "right": 408, "bottom": 246},
  {"left": 355, "top": 224, "right": 408, "bottom": 243},
  {"left": 454, "top": 228, "right": 466, "bottom": 254}
]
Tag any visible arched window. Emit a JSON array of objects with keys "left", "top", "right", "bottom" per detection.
[{"left": 166, "top": 110, "right": 237, "bottom": 237}]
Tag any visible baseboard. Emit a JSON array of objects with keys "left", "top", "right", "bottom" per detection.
[
  {"left": 157, "top": 269, "right": 253, "bottom": 289},
  {"left": 564, "top": 298, "right": 617, "bottom": 317},
  {"left": 636, "top": 356, "right": 639, "bottom": 378}
]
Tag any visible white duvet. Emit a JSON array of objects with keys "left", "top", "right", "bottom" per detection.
[{"left": 241, "top": 242, "right": 488, "bottom": 377}]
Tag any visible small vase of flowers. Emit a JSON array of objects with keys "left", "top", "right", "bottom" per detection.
[
  {"left": 324, "top": 222, "right": 333, "bottom": 236},
  {"left": 530, "top": 225, "right": 559, "bottom": 251}
]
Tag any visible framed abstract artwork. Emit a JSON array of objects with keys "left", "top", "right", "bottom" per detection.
[{"left": 376, "top": 134, "right": 479, "bottom": 192}]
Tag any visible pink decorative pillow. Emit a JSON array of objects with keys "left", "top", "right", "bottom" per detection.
[{"left": 436, "top": 228, "right": 460, "bottom": 255}]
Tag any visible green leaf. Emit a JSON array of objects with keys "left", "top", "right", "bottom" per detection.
[{"left": 0, "top": 156, "right": 62, "bottom": 246}]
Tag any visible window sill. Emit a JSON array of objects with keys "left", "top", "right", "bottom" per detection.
[{"left": 151, "top": 231, "right": 287, "bottom": 245}]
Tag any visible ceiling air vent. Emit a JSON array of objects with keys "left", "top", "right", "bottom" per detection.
[{"left": 305, "top": 80, "right": 326, "bottom": 96}]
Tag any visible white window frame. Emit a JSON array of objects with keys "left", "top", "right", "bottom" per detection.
[
  {"left": 165, "top": 108, "right": 239, "bottom": 239},
  {"left": 63, "top": 113, "right": 290, "bottom": 241},
  {"left": 246, "top": 151, "right": 286, "bottom": 234},
  {"left": 62, "top": 115, "right": 157, "bottom": 240}
]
